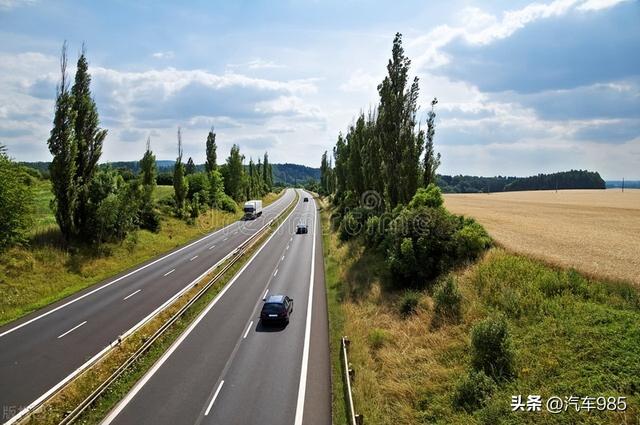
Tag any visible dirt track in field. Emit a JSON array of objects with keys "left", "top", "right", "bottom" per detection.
[{"left": 444, "top": 189, "right": 640, "bottom": 285}]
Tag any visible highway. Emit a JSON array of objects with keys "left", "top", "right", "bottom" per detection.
[
  {"left": 101, "top": 190, "right": 331, "bottom": 425},
  {"left": 0, "top": 189, "right": 297, "bottom": 424}
]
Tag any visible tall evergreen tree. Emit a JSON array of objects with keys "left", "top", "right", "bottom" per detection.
[
  {"left": 262, "top": 152, "right": 272, "bottom": 191},
  {"left": 205, "top": 127, "right": 217, "bottom": 173},
  {"left": 377, "top": 32, "right": 424, "bottom": 208},
  {"left": 140, "top": 136, "right": 157, "bottom": 188},
  {"left": 422, "top": 98, "right": 441, "bottom": 187},
  {"left": 71, "top": 45, "right": 107, "bottom": 237},
  {"left": 320, "top": 150, "right": 330, "bottom": 195},
  {"left": 139, "top": 137, "right": 160, "bottom": 231},
  {"left": 225, "top": 144, "right": 245, "bottom": 201},
  {"left": 48, "top": 42, "right": 78, "bottom": 240},
  {"left": 173, "top": 128, "right": 188, "bottom": 214},
  {"left": 185, "top": 157, "right": 196, "bottom": 175}
]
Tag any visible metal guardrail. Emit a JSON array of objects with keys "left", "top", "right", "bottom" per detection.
[
  {"left": 341, "top": 336, "right": 363, "bottom": 425},
  {"left": 14, "top": 193, "right": 297, "bottom": 425}
]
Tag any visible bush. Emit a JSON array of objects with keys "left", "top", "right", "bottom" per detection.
[
  {"left": 452, "top": 370, "right": 496, "bottom": 412},
  {"left": 217, "top": 193, "right": 237, "bottom": 213},
  {"left": 399, "top": 291, "right": 420, "bottom": 317},
  {"left": 454, "top": 218, "right": 492, "bottom": 259},
  {"left": 471, "top": 315, "right": 515, "bottom": 380},
  {"left": 186, "top": 173, "right": 210, "bottom": 205},
  {"left": 368, "top": 328, "right": 388, "bottom": 350},
  {"left": 408, "top": 183, "right": 443, "bottom": 209},
  {"left": 339, "top": 211, "right": 361, "bottom": 241},
  {"left": 0, "top": 155, "right": 33, "bottom": 250},
  {"left": 433, "top": 276, "right": 463, "bottom": 325}
]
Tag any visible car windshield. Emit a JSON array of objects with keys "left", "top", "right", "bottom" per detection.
[{"left": 262, "top": 303, "right": 283, "bottom": 314}]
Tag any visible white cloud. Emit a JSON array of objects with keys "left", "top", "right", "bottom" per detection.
[
  {"left": 577, "top": 0, "right": 629, "bottom": 11},
  {"left": 0, "top": 0, "right": 35, "bottom": 10},
  {"left": 151, "top": 51, "right": 174, "bottom": 59},
  {"left": 339, "top": 69, "right": 380, "bottom": 93}
]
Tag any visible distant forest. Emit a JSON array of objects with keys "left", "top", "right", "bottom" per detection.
[
  {"left": 437, "top": 170, "right": 606, "bottom": 193},
  {"left": 20, "top": 161, "right": 320, "bottom": 186}
]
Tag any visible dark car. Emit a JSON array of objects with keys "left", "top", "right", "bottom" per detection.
[
  {"left": 260, "top": 295, "right": 293, "bottom": 324},
  {"left": 303, "top": 197, "right": 309, "bottom": 202},
  {"left": 296, "top": 223, "right": 308, "bottom": 234}
]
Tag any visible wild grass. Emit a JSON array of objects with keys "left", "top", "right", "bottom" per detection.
[
  {"left": 0, "top": 183, "right": 284, "bottom": 326},
  {"left": 321, "top": 202, "right": 640, "bottom": 424}
]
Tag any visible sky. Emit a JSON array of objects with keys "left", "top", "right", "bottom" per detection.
[{"left": 0, "top": 0, "right": 638, "bottom": 179}]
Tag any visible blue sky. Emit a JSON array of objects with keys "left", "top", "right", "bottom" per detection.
[{"left": 0, "top": 0, "right": 638, "bottom": 179}]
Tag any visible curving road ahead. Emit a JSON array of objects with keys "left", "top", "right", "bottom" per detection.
[
  {"left": 0, "top": 189, "right": 297, "bottom": 424},
  {"left": 101, "top": 190, "right": 331, "bottom": 425}
]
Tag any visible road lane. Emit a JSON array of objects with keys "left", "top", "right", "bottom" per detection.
[
  {"left": 102, "top": 191, "right": 331, "bottom": 425},
  {"left": 0, "top": 189, "right": 295, "bottom": 423}
]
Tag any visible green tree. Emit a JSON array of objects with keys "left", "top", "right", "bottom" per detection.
[
  {"left": 377, "top": 32, "right": 424, "bottom": 208},
  {"left": 185, "top": 156, "right": 196, "bottom": 175},
  {"left": 224, "top": 144, "right": 245, "bottom": 201},
  {"left": 71, "top": 45, "right": 107, "bottom": 238},
  {"left": 48, "top": 42, "right": 78, "bottom": 240},
  {"left": 423, "top": 98, "right": 441, "bottom": 187},
  {"left": 173, "top": 128, "right": 188, "bottom": 215},
  {"left": 262, "top": 151, "right": 273, "bottom": 192},
  {"left": 139, "top": 137, "right": 160, "bottom": 231},
  {"left": 205, "top": 127, "right": 217, "bottom": 173},
  {"left": 140, "top": 136, "right": 156, "bottom": 188},
  {"left": 0, "top": 145, "right": 34, "bottom": 250}
]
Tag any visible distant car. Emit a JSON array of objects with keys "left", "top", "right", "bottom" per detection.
[
  {"left": 296, "top": 223, "right": 308, "bottom": 234},
  {"left": 260, "top": 295, "right": 293, "bottom": 325},
  {"left": 303, "top": 197, "right": 309, "bottom": 202}
]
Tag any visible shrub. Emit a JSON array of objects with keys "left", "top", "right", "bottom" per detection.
[
  {"left": 217, "top": 193, "right": 237, "bottom": 213},
  {"left": 452, "top": 370, "right": 496, "bottom": 412},
  {"left": 339, "top": 211, "right": 361, "bottom": 241},
  {"left": 399, "top": 291, "right": 420, "bottom": 317},
  {"left": 0, "top": 154, "right": 33, "bottom": 250},
  {"left": 408, "top": 183, "right": 443, "bottom": 209},
  {"left": 368, "top": 328, "right": 388, "bottom": 350},
  {"left": 433, "top": 276, "right": 463, "bottom": 325},
  {"left": 471, "top": 315, "right": 516, "bottom": 380},
  {"left": 454, "top": 218, "right": 492, "bottom": 259},
  {"left": 186, "top": 173, "right": 210, "bottom": 205}
]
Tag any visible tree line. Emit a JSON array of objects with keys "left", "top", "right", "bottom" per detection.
[
  {"left": 43, "top": 42, "right": 274, "bottom": 245},
  {"left": 438, "top": 170, "right": 606, "bottom": 193},
  {"left": 318, "top": 33, "right": 491, "bottom": 290}
]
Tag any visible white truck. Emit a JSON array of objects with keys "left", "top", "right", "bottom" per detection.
[{"left": 243, "top": 200, "right": 263, "bottom": 220}]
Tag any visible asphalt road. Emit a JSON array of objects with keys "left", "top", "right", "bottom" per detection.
[
  {"left": 0, "top": 189, "right": 296, "bottom": 424},
  {"left": 101, "top": 190, "right": 331, "bottom": 425}
]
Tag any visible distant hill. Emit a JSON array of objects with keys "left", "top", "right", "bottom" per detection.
[
  {"left": 438, "top": 170, "right": 606, "bottom": 193},
  {"left": 20, "top": 160, "right": 321, "bottom": 186}
]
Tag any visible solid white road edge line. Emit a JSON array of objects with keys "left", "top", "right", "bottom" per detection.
[
  {"left": 163, "top": 269, "right": 175, "bottom": 277},
  {"left": 243, "top": 321, "right": 253, "bottom": 339},
  {"left": 204, "top": 380, "right": 225, "bottom": 416},
  {"left": 294, "top": 193, "right": 316, "bottom": 425},
  {"left": 100, "top": 195, "right": 297, "bottom": 425},
  {"left": 0, "top": 190, "right": 292, "bottom": 340},
  {"left": 123, "top": 290, "right": 141, "bottom": 301},
  {"left": 4, "top": 191, "right": 296, "bottom": 425},
  {"left": 57, "top": 321, "right": 87, "bottom": 339}
]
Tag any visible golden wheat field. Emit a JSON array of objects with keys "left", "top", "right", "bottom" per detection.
[{"left": 444, "top": 189, "right": 640, "bottom": 285}]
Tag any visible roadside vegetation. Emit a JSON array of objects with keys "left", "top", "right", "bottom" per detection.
[
  {"left": 319, "top": 32, "right": 640, "bottom": 425},
  {"left": 0, "top": 42, "right": 280, "bottom": 326}
]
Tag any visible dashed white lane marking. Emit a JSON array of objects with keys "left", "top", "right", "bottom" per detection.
[
  {"left": 264, "top": 289, "right": 269, "bottom": 299},
  {"left": 57, "top": 321, "right": 87, "bottom": 339},
  {"left": 281, "top": 255, "right": 285, "bottom": 261},
  {"left": 223, "top": 237, "right": 229, "bottom": 241},
  {"left": 205, "top": 380, "right": 225, "bottom": 416},
  {"left": 273, "top": 269, "right": 278, "bottom": 277},
  {"left": 164, "top": 269, "right": 175, "bottom": 277},
  {"left": 243, "top": 321, "right": 254, "bottom": 339},
  {"left": 286, "top": 244, "right": 290, "bottom": 250},
  {"left": 190, "top": 255, "right": 198, "bottom": 261},
  {"left": 123, "top": 289, "right": 141, "bottom": 300},
  {"left": 208, "top": 245, "right": 216, "bottom": 250}
]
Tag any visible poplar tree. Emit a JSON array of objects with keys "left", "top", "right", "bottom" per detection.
[
  {"left": 225, "top": 144, "right": 244, "bottom": 201},
  {"left": 205, "top": 127, "right": 217, "bottom": 173},
  {"left": 422, "top": 98, "right": 441, "bottom": 187},
  {"left": 72, "top": 45, "right": 107, "bottom": 237},
  {"left": 48, "top": 42, "right": 78, "bottom": 240},
  {"left": 185, "top": 157, "right": 196, "bottom": 175},
  {"left": 262, "top": 151, "right": 272, "bottom": 191},
  {"left": 139, "top": 136, "right": 160, "bottom": 231},
  {"left": 173, "top": 128, "right": 188, "bottom": 215}
]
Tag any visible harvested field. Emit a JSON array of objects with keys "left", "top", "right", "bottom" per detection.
[{"left": 444, "top": 189, "right": 640, "bottom": 285}]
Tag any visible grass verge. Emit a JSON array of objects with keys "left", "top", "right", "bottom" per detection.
[
  {"left": 23, "top": 191, "right": 298, "bottom": 425},
  {"left": 0, "top": 186, "right": 284, "bottom": 326},
  {"left": 321, "top": 201, "right": 640, "bottom": 424}
]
